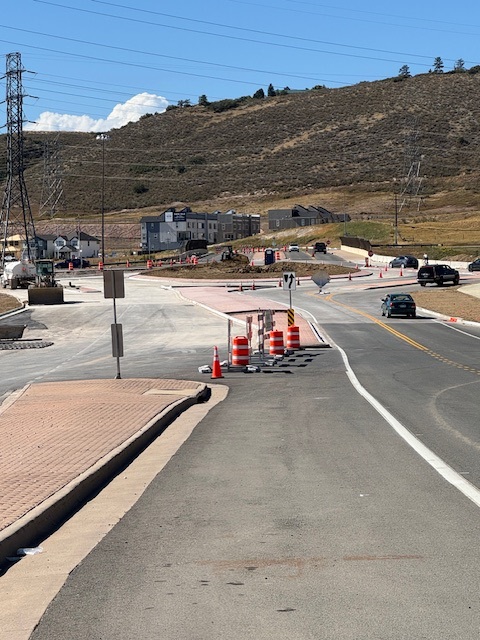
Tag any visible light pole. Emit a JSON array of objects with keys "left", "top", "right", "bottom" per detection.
[
  {"left": 394, "top": 193, "right": 399, "bottom": 245},
  {"left": 96, "top": 133, "right": 109, "bottom": 262}
]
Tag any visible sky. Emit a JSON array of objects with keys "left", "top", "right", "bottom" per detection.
[{"left": 1, "top": 0, "right": 480, "bottom": 132}]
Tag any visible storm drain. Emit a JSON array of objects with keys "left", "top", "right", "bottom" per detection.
[{"left": 0, "top": 340, "right": 54, "bottom": 350}]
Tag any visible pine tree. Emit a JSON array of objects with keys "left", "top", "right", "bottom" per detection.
[
  {"left": 433, "top": 57, "right": 444, "bottom": 73},
  {"left": 398, "top": 65, "right": 411, "bottom": 78}
]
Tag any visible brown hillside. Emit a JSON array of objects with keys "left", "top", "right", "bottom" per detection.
[{"left": 3, "top": 72, "right": 480, "bottom": 220}]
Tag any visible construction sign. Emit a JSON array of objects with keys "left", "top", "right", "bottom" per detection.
[{"left": 287, "top": 308, "right": 295, "bottom": 326}]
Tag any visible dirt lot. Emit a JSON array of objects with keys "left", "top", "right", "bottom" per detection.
[
  {"left": 411, "top": 287, "right": 480, "bottom": 323},
  {"left": 147, "top": 256, "right": 351, "bottom": 280}
]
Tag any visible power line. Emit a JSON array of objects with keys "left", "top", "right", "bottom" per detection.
[
  {"left": 31, "top": 0, "right": 437, "bottom": 68},
  {"left": 92, "top": 0, "right": 478, "bottom": 65},
  {"left": 227, "top": 0, "right": 480, "bottom": 42}
]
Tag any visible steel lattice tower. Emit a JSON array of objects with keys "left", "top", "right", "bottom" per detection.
[
  {"left": 39, "top": 133, "right": 65, "bottom": 218},
  {"left": 398, "top": 115, "right": 425, "bottom": 214},
  {"left": 0, "top": 52, "right": 37, "bottom": 266}
]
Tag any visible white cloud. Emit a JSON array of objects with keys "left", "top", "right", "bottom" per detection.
[{"left": 25, "top": 92, "right": 169, "bottom": 132}]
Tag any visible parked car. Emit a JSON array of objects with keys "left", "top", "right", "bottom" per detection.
[
  {"left": 381, "top": 293, "right": 416, "bottom": 318},
  {"left": 55, "top": 258, "right": 90, "bottom": 269},
  {"left": 467, "top": 258, "right": 480, "bottom": 272},
  {"left": 389, "top": 255, "right": 419, "bottom": 269},
  {"left": 313, "top": 241, "right": 327, "bottom": 254},
  {"left": 288, "top": 243, "right": 299, "bottom": 252},
  {"left": 417, "top": 264, "right": 459, "bottom": 286}
]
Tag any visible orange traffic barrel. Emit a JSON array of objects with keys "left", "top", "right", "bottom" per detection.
[
  {"left": 269, "top": 330, "right": 284, "bottom": 355},
  {"left": 286, "top": 325, "right": 300, "bottom": 349},
  {"left": 232, "top": 336, "right": 250, "bottom": 366},
  {"left": 147, "top": 259, "right": 153, "bottom": 269},
  {"left": 68, "top": 262, "right": 73, "bottom": 271},
  {"left": 98, "top": 261, "right": 104, "bottom": 271}
]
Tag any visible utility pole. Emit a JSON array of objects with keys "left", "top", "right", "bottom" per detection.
[
  {"left": 96, "top": 133, "right": 109, "bottom": 263},
  {"left": 0, "top": 52, "right": 37, "bottom": 267},
  {"left": 394, "top": 193, "right": 398, "bottom": 245}
]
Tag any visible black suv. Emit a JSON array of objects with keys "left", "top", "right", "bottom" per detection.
[
  {"left": 313, "top": 242, "right": 327, "bottom": 254},
  {"left": 55, "top": 258, "right": 90, "bottom": 269},
  {"left": 417, "top": 264, "right": 459, "bottom": 287}
]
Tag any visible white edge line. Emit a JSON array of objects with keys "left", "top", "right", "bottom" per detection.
[{"left": 335, "top": 342, "right": 480, "bottom": 509}]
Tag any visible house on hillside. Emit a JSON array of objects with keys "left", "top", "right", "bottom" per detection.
[
  {"left": 140, "top": 207, "right": 260, "bottom": 252},
  {"left": 69, "top": 231, "right": 101, "bottom": 259},
  {"left": 53, "top": 232, "right": 100, "bottom": 259},
  {"left": 36, "top": 234, "right": 57, "bottom": 259},
  {"left": 268, "top": 204, "right": 350, "bottom": 230},
  {"left": 216, "top": 209, "right": 261, "bottom": 243}
]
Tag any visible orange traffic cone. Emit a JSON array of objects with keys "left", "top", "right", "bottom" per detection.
[
  {"left": 211, "top": 346, "right": 224, "bottom": 379},
  {"left": 379, "top": 271, "right": 383, "bottom": 278},
  {"left": 252, "top": 281, "right": 256, "bottom": 290},
  {"left": 239, "top": 282, "right": 243, "bottom": 292},
  {"left": 348, "top": 272, "right": 352, "bottom": 281},
  {"left": 278, "top": 279, "right": 282, "bottom": 287},
  {"left": 297, "top": 277, "right": 300, "bottom": 286},
  {"left": 400, "top": 267, "right": 403, "bottom": 277}
]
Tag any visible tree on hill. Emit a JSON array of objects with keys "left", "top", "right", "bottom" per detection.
[
  {"left": 198, "top": 94, "right": 210, "bottom": 106},
  {"left": 267, "top": 83, "right": 276, "bottom": 97},
  {"left": 433, "top": 57, "right": 444, "bottom": 73},
  {"left": 398, "top": 65, "right": 411, "bottom": 78},
  {"left": 253, "top": 88, "right": 265, "bottom": 99},
  {"left": 454, "top": 59, "right": 466, "bottom": 72}
]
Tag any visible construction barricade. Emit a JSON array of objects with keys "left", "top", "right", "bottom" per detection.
[
  {"left": 286, "top": 325, "right": 300, "bottom": 349},
  {"left": 232, "top": 336, "right": 250, "bottom": 366},
  {"left": 269, "top": 330, "right": 284, "bottom": 355}
]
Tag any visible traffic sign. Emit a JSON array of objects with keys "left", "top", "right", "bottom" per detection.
[
  {"left": 283, "top": 271, "right": 296, "bottom": 291},
  {"left": 287, "top": 308, "right": 295, "bottom": 326}
]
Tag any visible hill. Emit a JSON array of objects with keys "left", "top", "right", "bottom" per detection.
[{"left": 2, "top": 71, "right": 480, "bottom": 224}]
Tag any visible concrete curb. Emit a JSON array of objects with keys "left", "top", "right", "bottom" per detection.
[{"left": 0, "top": 384, "right": 209, "bottom": 567}]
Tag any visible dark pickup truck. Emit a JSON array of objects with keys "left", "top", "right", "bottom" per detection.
[{"left": 313, "top": 242, "right": 327, "bottom": 254}]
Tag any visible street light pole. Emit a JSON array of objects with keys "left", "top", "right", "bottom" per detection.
[
  {"left": 394, "top": 193, "right": 398, "bottom": 246},
  {"left": 96, "top": 133, "right": 109, "bottom": 263}
]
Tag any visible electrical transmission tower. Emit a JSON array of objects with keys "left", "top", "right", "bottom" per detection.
[
  {"left": 0, "top": 52, "right": 37, "bottom": 266},
  {"left": 397, "top": 115, "right": 425, "bottom": 214},
  {"left": 39, "top": 133, "right": 65, "bottom": 218}
]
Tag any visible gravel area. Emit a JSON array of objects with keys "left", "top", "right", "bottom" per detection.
[{"left": 412, "top": 287, "right": 480, "bottom": 322}]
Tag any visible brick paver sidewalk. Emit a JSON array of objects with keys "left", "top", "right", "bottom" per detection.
[{"left": 0, "top": 379, "right": 205, "bottom": 544}]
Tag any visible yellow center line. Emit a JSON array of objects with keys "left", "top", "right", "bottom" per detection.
[{"left": 323, "top": 293, "right": 480, "bottom": 375}]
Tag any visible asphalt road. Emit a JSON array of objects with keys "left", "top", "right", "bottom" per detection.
[
  {"left": 0, "top": 274, "right": 230, "bottom": 402},
  {"left": 4, "top": 272, "right": 480, "bottom": 639}
]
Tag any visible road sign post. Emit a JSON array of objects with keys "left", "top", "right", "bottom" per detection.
[
  {"left": 103, "top": 270, "right": 125, "bottom": 379},
  {"left": 283, "top": 271, "right": 296, "bottom": 309}
]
